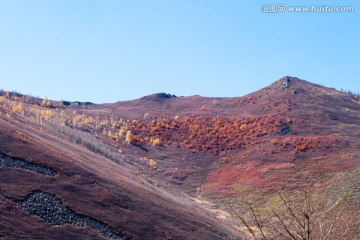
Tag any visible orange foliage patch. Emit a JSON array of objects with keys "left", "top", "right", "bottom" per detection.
[
  {"left": 129, "top": 115, "right": 295, "bottom": 154},
  {"left": 269, "top": 136, "right": 337, "bottom": 154}
]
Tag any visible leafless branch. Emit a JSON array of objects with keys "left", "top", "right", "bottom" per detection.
[
  {"left": 246, "top": 202, "right": 267, "bottom": 240},
  {"left": 226, "top": 200, "right": 260, "bottom": 240}
]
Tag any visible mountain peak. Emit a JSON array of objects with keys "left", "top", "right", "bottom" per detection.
[
  {"left": 265, "top": 76, "right": 330, "bottom": 94},
  {"left": 141, "top": 93, "right": 177, "bottom": 101}
]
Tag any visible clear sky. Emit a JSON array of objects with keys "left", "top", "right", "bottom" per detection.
[{"left": 0, "top": 0, "right": 359, "bottom": 103}]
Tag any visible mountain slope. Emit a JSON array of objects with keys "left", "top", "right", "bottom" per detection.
[
  {"left": 0, "top": 100, "right": 244, "bottom": 239},
  {"left": 0, "top": 76, "right": 359, "bottom": 239}
]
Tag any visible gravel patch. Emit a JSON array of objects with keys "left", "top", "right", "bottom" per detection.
[
  {"left": 16, "top": 191, "right": 127, "bottom": 240},
  {"left": 0, "top": 154, "right": 57, "bottom": 176}
]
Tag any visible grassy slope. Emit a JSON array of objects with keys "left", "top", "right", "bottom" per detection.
[
  {"left": 0, "top": 76, "right": 359, "bottom": 239},
  {"left": 0, "top": 113, "right": 244, "bottom": 239}
]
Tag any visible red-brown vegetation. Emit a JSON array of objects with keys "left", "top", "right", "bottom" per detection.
[
  {"left": 0, "top": 77, "right": 359, "bottom": 239},
  {"left": 270, "top": 136, "right": 337, "bottom": 154},
  {"left": 129, "top": 115, "right": 296, "bottom": 154}
]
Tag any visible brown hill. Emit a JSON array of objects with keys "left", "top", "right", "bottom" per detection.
[{"left": 0, "top": 76, "right": 359, "bottom": 239}]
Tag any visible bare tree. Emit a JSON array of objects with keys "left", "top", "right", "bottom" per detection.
[{"left": 227, "top": 190, "right": 356, "bottom": 240}]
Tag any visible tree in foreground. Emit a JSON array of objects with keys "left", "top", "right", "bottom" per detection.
[{"left": 227, "top": 189, "right": 357, "bottom": 240}]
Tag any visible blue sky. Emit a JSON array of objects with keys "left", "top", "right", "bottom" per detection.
[{"left": 0, "top": 0, "right": 359, "bottom": 103}]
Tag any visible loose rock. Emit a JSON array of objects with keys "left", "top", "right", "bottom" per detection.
[
  {"left": 0, "top": 154, "right": 57, "bottom": 176},
  {"left": 16, "top": 190, "right": 127, "bottom": 240}
]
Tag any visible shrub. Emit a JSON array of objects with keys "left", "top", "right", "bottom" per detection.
[
  {"left": 141, "top": 157, "right": 157, "bottom": 170},
  {"left": 130, "top": 136, "right": 144, "bottom": 146},
  {"left": 152, "top": 138, "right": 162, "bottom": 146},
  {"left": 149, "top": 159, "right": 157, "bottom": 169},
  {"left": 119, "top": 128, "right": 125, "bottom": 137},
  {"left": 143, "top": 112, "right": 149, "bottom": 119},
  {"left": 41, "top": 97, "right": 51, "bottom": 107},
  {"left": 107, "top": 130, "right": 113, "bottom": 139},
  {"left": 12, "top": 103, "right": 23, "bottom": 114},
  {"left": 125, "top": 130, "right": 132, "bottom": 144}
]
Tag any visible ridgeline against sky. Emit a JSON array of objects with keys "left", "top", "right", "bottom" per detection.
[{"left": 0, "top": 0, "right": 359, "bottom": 103}]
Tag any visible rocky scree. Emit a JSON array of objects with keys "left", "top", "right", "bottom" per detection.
[
  {"left": 16, "top": 190, "right": 127, "bottom": 240},
  {"left": 0, "top": 154, "right": 57, "bottom": 176}
]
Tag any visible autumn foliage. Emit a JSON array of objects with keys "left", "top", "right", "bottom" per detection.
[
  {"left": 270, "top": 136, "right": 337, "bottom": 154},
  {"left": 128, "top": 115, "right": 296, "bottom": 154}
]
